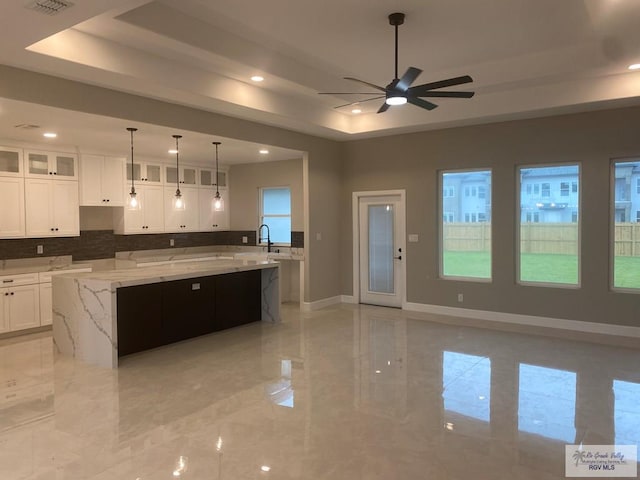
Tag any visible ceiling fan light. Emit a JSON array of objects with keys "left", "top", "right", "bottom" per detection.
[{"left": 386, "top": 95, "right": 407, "bottom": 106}]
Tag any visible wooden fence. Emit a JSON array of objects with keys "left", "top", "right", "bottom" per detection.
[{"left": 443, "top": 223, "right": 640, "bottom": 256}]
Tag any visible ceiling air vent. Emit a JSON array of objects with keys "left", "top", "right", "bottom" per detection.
[
  {"left": 14, "top": 124, "right": 41, "bottom": 130},
  {"left": 25, "top": 0, "right": 74, "bottom": 15}
]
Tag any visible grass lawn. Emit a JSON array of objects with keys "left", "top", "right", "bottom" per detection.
[{"left": 443, "top": 251, "right": 640, "bottom": 288}]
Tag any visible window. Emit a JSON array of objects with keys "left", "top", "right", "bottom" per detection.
[
  {"left": 560, "top": 182, "right": 569, "bottom": 196},
  {"left": 443, "top": 186, "right": 455, "bottom": 198},
  {"left": 541, "top": 183, "right": 550, "bottom": 197},
  {"left": 441, "top": 170, "right": 492, "bottom": 280},
  {"left": 612, "top": 160, "right": 640, "bottom": 290},
  {"left": 518, "top": 164, "right": 579, "bottom": 285},
  {"left": 259, "top": 187, "right": 291, "bottom": 244}
]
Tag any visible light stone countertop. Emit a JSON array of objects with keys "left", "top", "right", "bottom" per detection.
[
  {"left": 54, "top": 258, "right": 281, "bottom": 290},
  {"left": 0, "top": 256, "right": 89, "bottom": 277}
]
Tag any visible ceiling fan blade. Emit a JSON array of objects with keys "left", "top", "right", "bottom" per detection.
[
  {"left": 418, "top": 91, "right": 475, "bottom": 98},
  {"left": 408, "top": 75, "right": 473, "bottom": 95},
  {"left": 377, "top": 102, "right": 390, "bottom": 114},
  {"left": 396, "top": 67, "right": 422, "bottom": 92},
  {"left": 407, "top": 97, "right": 438, "bottom": 111},
  {"left": 334, "top": 96, "right": 386, "bottom": 109},
  {"left": 318, "top": 92, "right": 382, "bottom": 95},
  {"left": 344, "top": 77, "right": 387, "bottom": 92}
]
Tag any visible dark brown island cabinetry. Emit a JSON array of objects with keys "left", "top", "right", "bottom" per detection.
[{"left": 116, "top": 270, "right": 261, "bottom": 357}]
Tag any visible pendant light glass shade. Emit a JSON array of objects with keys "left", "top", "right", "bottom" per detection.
[
  {"left": 126, "top": 127, "right": 140, "bottom": 210},
  {"left": 172, "top": 135, "right": 185, "bottom": 211},
  {"left": 212, "top": 141, "right": 224, "bottom": 212}
]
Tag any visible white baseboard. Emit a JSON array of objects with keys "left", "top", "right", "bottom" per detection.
[
  {"left": 302, "top": 295, "right": 343, "bottom": 312},
  {"left": 402, "top": 302, "right": 640, "bottom": 339},
  {"left": 340, "top": 295, "right": 357, "bottom": 304}
]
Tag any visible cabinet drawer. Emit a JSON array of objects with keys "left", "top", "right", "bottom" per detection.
[{"left": 0, "top": 272, "right": 39, "bottom": 286}]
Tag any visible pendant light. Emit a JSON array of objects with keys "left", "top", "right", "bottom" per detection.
[
  {"left": 172, "top": 135, "right": 185, "bottom": 210},
  {"left": 126, "top": 127, "right": 140, "bottom": 210},
  {"left": 212, "top": 141, "right": 224, "bottom": 212}
]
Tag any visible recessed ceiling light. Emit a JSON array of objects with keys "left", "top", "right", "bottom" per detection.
[
  {"left": 351, "top": 108, "right": 362, "bottom": 114},
  {"left": 43, "top": 132, "right": 57, "bottom": 138},
  {"left": 251, "top": 75, "right": 264, "bottom": 82},
  {"left": 629, "top": 64, "right": 640, "bottom": 70},
  {"left": 168, "top": 149, "right": 178, "bottom": 154},
  {"left": 261, "top": 465, "right": 271, "bottom": 472},
  {"left": 259, "top": 149, "right": 269, "bottom": 155}
]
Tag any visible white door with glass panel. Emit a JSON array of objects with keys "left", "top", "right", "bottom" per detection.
[{"left": 358, "top": 195, "right": 404, "bottom": 307}]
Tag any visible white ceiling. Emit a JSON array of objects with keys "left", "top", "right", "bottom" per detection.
[{"left": 1, "top": 0, "right": 640, "bottom": 158}]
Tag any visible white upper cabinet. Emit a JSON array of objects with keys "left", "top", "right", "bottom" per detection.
[
  {"left": 166, "top": 165, "right": 197, "bottom": 187},
  {"left": 126, "top": 161, "right": 163, "bottom": 184},
  {"left": 0, "top": 177, "right": 25, "bottom": 238},
  {"left": 198, "top": 167, "right": 227, "bottom": 188},
  {"left": 114, "top": 184, "right": 165, "bottom": 234},
  {"left": 25, "top": 150, "right": 77, "bottom": 180},
  {"left": 164, "top": 186, "right": 199, "bottom": 232},
  {"left": 79, "top": 154, "right": 125, "bottom": 206},
  {"left": 198, "top": 187, "right": 229, "bottom": 231},
  {"left": 0, "top": 146, "right": 23, "bottom": 177},
  {"left": 25, "top": 179, "right": 79, "bottom": 237}
]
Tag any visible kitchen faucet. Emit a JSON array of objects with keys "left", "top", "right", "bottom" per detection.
[{"left": 258, "top": 224, "right": 273, "bottom": 253}]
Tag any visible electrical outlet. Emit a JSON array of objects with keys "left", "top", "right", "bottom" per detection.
[
  {"left": 316, "top": 232, "right": 322, "bottom": 241},
  {"left": 170, "top": 239, "right": 175, "bottom": 247},
  {"left": 457, "top": 293, "right": 464, "bottom": 303},
  {"left": 242, "top": 236, "right": 248, "bottom": 244},
  {"left": 37, "top": 245, "right": 43, "bottom": 255},
  {"left": 408, "top": 234, "right": 419, "bottom": 242}
]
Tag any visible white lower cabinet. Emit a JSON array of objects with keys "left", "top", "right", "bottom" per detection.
[
  {"left": 198, "top": 188, "right": 229, "bottom": 231},
  {"left": 25, "top": 179, "right": 79, "bottom": 237},
  {"left": 164, "top": 186, "right": 199, "bottom": 232},
  {"left": 0, "top": 284, "right": 40, "bottom": 333}
]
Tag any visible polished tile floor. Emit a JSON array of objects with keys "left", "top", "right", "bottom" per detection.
[{"left": 1, "top": 304, "right": 639, "bottom": 479}]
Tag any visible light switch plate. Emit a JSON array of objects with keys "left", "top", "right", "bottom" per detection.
[
  {"left": 408, "top": 234, "right": 419, "bottom": 243},
  {"left": 316, "top": 232, "right": 322, "bottom": 241},
  {"left": 192, "top": 283, "right": 201, "bottom": 290},
  {"left": 37, "top": 245, "right": 44, "bottom": 254},
  {"left": 170, "top": 239, "right": 175, "bottom": 247}
]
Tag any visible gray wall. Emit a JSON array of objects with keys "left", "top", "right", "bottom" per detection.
[
  {"left": 229, "top": 158, "right": 303, "bottom": 231},
  {"left": 341, "top": 106, "right": 640, "bottom": 326}
]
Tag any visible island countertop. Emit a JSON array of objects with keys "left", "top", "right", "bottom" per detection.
[
  {"left": 57, "top": 258, "right": 281, "bottom": 289},
  {"left": 52, "top": 259, "right": 280, "bottom": 368}
]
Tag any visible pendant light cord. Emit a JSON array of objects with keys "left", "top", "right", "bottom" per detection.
[
  {"left": 127, "top": 127, "right": 137, "bottom": 193},
  {"left": 173, "top": 135, "right": 182, "bottom": 195}
]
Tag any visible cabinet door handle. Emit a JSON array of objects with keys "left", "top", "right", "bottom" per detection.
[
  {"left": 10, "top": 292, "right": 14, "bottom": 296},
  {"left": 394, "top": 255, "right": 402, "bottom": 260},
  {"left": 53, "top": 172, "right": 57, "bottom": 175},
  {"left": 49, "top": 172, "right": 53, "bottom": 175},
  {"left": 4, "top": 293, "right": 8, "bottom": 296},
  {"left": 50, "top": 228, "right": 54, "bottom": 231},
  {"left": 2, "top": 279, "right": 13, "bottom": 283},
  {"left": 55, "top": 228, "right": 59, "bottom": 231}
]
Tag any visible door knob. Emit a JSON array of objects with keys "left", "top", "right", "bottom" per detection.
[{"left": 394, "top": 255, "right": 402, "bottom": 260}]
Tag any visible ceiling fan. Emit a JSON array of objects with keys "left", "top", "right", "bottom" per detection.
[{"left": 319, "top": 12, "right": 475, "bottom": 113}]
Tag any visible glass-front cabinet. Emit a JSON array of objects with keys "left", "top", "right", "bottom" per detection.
[
  {"left": 126, "top": 161, "right": 163, "bottom": 184},
  {"left": 0, "top": 146, "right": 23, "bottom": 177},
  {"left": 199, "top": 167, "right": 227, "bottom": 187},
  {"left": 166, "top": 165, "right": 197, "bottom": 186},
  {"left": 25, "top": 150, "right": 77, "bottom": 180}
]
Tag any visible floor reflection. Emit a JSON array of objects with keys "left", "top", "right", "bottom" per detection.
[{"left": 0, "top": 303, "right": 639, "bottom": 479}]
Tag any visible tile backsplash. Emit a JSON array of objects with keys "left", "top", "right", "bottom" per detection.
[{"left": 0, "top": 230, "right": 304, "bottom": 261}]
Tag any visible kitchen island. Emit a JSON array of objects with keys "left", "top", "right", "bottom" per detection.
[{"left": 52, "top": 259, "right": 279, "bottom": 368}]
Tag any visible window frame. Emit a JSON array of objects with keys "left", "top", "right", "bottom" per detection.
[
  {"left": 610, "top": 158, "right": 640, "bottom": 293},
  {"left": 516, "top": 162, "right": 581, "bottom": 289},
  {"left": 439, "top": 167, "right": 493, "bottom": 283},
  {"left": 258, "top": 186, "right": 292, "bottom": 246}
]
